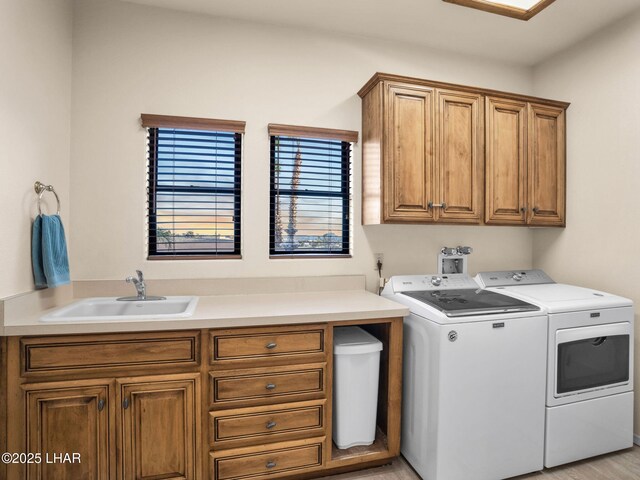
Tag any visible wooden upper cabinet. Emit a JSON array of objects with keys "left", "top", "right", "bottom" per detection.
[
  {"left": 359, "top": 73, "right": 568, "bottom": 227},
  {"left": 383, "top": 83, "right": 435, "bottom": 222},
  {"left": 436, "top": 90, "right": 484, "bottom": 223},
  {"left": 528, "top": 103, "right": 566, "bottom": 226},
  {"left": 485, "top": 97, "right": 528, "bottom": 224},
  {"left": 25, "top": 381, "right": 112, "bottom": 480},
  {"left": 486, "top": 98, "right": 566, "bottom": 226},
  {"left": 118, "top": 373, "right": 200, "bottom": 480}
]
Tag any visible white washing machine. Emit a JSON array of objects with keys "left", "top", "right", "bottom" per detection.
[
  {"left": 383, "top": 274, "right": 547, "bottom": 480},
  {"left": 475, "top": 270, "right": 635, "bottom": 468}
]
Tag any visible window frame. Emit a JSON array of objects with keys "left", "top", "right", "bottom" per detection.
[
  {"left": 143, "top": 114, "right": 244, "bottom": 260},
  {"left": 268, "top": 124, "right": 357, "bottom": 258}
]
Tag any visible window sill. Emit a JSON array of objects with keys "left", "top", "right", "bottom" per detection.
[
  {"left": 269, "top": 254, "right": 352, "bottom": 259},
  {"left": 148, "top": 254, "right": 242, "bottom": 260}
]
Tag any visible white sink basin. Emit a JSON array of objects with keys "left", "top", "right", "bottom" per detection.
[{"left": 41, "top": 296, "right": 199, "bottom": 322}]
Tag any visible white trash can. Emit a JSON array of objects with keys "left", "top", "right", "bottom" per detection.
[{"left": 332, "top": 326, "right": 383, "bottom": 449}]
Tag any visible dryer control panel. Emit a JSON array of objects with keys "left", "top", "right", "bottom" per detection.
[{"left": 475, "top": 269, "right": 555, "bottom": 288}]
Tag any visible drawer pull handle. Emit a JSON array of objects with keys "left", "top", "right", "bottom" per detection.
[
  {"left": 266, "top": 420, "right": 277, "bottom": 429},
  {"left": 97, "top": 399, "right": 105, "bottom": 412},
  {"left": 266, "top": 461, "right": 277, "bottom": 469},
  {"left": 265, "top": 383, "right": 277, "bottom": 391},
  {"left": 265, "top": 342, "right": 277, "bottom": 350}
]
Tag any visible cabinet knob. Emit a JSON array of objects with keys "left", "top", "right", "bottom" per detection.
[
  {"left": 520, "top": 207, "right": 527, "bottom": 213},
  {"left": 123, "top": 398, "right": 130, "bottom": 409},
  {"left": 266, "top": 461, "right": 277, "bottom": 469},
  {"left": 97, "top": 399, "right": 105, "bottom": 412},
  {"left": 533, "top": 207, "right": 540, "bottom": 213},
  {"left": 265, "top": 383, "right": 277, "bottom": 391},
  {"left": 266, "top": 420, "right": 277, "bottom": 429},
  {"left": 265, "top": 342, "right": 277, "bottom": 350}
]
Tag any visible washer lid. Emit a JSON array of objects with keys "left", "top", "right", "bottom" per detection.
[
  {"left": 495, "top": 284, "right": 633, "bottom": 313},
  {"left": 333, "top": 326, "right": 383, "bottom": 355},
  {"left": 401, "top": 288, "right": 539, "bottom": 317}
]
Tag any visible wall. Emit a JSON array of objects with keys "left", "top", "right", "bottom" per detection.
[
  {"left": 70, "top": 0, "right": 535, "bottom": 291},
  {"left": 532, "top": 9, "right": 640, "bottom": 435},
  {"left": 0, "top": 0, "right": 73, "bottom": 298}
]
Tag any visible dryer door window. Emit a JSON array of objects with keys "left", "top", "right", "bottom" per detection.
[{"left": 557, "top": 334, "right": 630, "bottom": 394}]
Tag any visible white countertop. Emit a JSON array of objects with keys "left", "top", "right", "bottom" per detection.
[{"left": 2, "top": 290, "right": 408, "bottom": 336}]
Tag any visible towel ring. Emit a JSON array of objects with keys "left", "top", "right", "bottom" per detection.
[{"left": 34, "top": 181, "right": 61, "bottom": 216}]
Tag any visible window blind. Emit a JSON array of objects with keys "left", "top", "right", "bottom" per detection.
[
  {"left": 147, "top": 127, "right": 242, "bottom": 258},
  {"left": 269, "top": 134, "right": 352, "bottom": 256}
]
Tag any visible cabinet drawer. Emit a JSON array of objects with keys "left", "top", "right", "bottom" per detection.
[
  {"left": 210, "top": 325, "right": 326, "bottom": 367},
  {"left": 210, "top": 364, "right": 326, "bottom": 409},
  {"left": 210, "top": 438, "right": 324, "bottom": 480},
  {"left": 210, "top": 400, "right": 325, "bottom": 449},
  {"left": 21, "top": 331, "right": 200, "bottom": 376}
]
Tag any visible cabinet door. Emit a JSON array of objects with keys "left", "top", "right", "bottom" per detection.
[
  {"left": 436, "top": 90, "right": 484, "bottom": 223},
  {"left": 118, "top": 373, "right": 200, "bottom": 480},
  {"left": 25, "top": 381, "right": 112, "bottom": 480},
  {"left": 485, "top": 97, "right": 527, "bottom": 224},
  {"left": 528, "top": 103, "right": 566, "bottom": 226},
  {"left": 383, "top": 83, "right": 435, "bottom": 222}
]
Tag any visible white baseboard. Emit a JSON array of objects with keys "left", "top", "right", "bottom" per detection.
[{"left": 634, "top": 434, "right": 640, "bottom": 446}]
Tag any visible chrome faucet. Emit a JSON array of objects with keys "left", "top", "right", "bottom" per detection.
[
  {"left": 117, "top": 270, "right": 165, "bottom": 301},
  {"left": 126, "top": 270, "right": 147, "bottom": 300}
]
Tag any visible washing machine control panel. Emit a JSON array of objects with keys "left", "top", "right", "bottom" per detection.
[
  {"left": 391, "top": 274, "right": 479, "bottom": 292},
  {"left": 475, "top": 269, "right": 555, "bottom": 288}
]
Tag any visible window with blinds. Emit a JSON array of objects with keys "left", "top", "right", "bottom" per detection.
[
  {"left": 143, "top": 115, "right": 243, "bottom": 259},
  {"left": 269, "top": 124, "right": 357, "bottom": 257}
]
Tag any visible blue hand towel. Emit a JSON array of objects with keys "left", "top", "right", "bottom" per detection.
[
  {"left": 31, "top": 215, "right": 47, "bottom": 288},
  {"left": 40, "top": 214, "right": 70, "bottom": 288}
]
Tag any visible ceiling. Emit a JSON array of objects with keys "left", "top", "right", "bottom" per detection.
[{"left": 120, "top": 0, "right": 640, "bottom": 65}]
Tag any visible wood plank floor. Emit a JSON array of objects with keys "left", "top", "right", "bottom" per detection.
[{"left": 324, "top": 446, "right": 640, "bottom": 480}]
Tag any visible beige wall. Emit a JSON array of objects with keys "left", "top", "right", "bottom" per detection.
[
  {"left": 0, "top": 0, "right": 73, "bottom": 298},
  {"left": 532, "top": 9, "right": 640, "bottom": 435},
  {"left": 70, "top": 0, "right": 534, "bottom": 291}
]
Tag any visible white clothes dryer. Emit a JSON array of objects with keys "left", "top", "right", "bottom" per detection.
[{"left": 475, "top": 270, "right": 634, "bottom": 468}]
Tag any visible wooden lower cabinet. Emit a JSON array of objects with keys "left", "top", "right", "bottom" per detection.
[
  {"left": 5, "top": 320, "right": 403, "bottom": 480},
  {"left": 22, "top": 374, "right": 199, "bottom": 480},
  {"left": 118, "top": 374, "right": 200, "bottom": 480},
  {"left": 24, "top": 380, "right": 112, "bottom": 480}
]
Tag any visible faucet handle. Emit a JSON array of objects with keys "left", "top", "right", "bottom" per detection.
[{"left": 136, "top": 270, "right": 144, "bottom": 282}]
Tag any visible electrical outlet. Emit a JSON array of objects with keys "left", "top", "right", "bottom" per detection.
[{"left": 374, "top": 253, "right": 384, "bottom": 271}]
